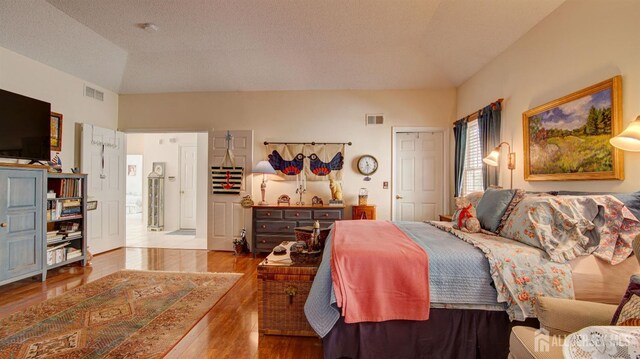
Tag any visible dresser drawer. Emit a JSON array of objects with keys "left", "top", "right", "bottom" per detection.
[
  {"left": 255, "top": 234, "right": 295, "bottom": 250},
  {"left": 313, "top": 210, "right": 342, "bottom": 220},
  {"left": 284, "top": 210, "right": 312, "bottom": 220},
  {"left": 255, "top": 209, "right": 283, "bottom": 219},
  {"left": 256, "top": 220, "right": 297, "bottom": 233}
]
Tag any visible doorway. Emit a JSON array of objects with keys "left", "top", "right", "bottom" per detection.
[
  {"left": 124, "top": 132, "right": 207, "bottom": 249},
  {"left": 392, "top": 127, "right": 449, "bottom": 221}
]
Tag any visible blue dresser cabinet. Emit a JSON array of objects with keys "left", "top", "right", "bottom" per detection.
[{"left": 0, "top": 166, "right": 46, "bottom": 285}]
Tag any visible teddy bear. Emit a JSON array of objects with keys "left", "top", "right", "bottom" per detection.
[{"left": 451, "top": 197, "right": 481, "bottom": 233}]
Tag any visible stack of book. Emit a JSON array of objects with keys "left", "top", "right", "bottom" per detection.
[
  {"left": 66, "top": 247, "right": 82, "bottom": 260},
  {"left": 58, "top": 222, "right": 81, "bottom": 239},
  {"left": 46, "top": 230, "right": 64, "bottom": 243},
  {"left": 60, "top": 199, "right": 82, "bottom": 218}
]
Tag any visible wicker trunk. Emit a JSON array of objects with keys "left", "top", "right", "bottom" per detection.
[{"left": 257, "top": 260, "right": 319, "bottom": 337}]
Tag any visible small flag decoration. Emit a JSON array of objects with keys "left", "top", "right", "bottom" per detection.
[{"left": 211, "top": 166, "right": 243, "bottom": 194}]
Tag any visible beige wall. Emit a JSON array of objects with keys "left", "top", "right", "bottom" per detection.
[
  {"left": 119, "top": 89, "right": 457, "bottom": 219},
  {"left": 0, "top": 46, "right": 118, "bottom": 168},
  {"left": 457, "top": 0, "right": 640, "bottom": 193}
]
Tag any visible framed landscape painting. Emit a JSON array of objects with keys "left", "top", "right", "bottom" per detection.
[{"left": 523, "top": 76, "right": 624, "bottom": 181}]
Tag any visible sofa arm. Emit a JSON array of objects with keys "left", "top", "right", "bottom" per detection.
[{"left": 536, "top": 296, "right": 617, "bottom": 336}]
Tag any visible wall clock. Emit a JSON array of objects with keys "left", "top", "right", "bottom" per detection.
[
  {"left": 152, "top": 162, "right": 166, "bottom": 176},
  {"left": 357, "top": 155, "right": 378, "bottom": 176}
]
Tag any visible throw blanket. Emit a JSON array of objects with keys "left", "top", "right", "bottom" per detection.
[
  {"left": 331, "top": 220, "right": 430, "bottom": 323},
  {"left": 305, "top": 222, "right": 499, "bottom": 338},
  {"left": 431, "top": 221, "right": 575, "bottom": 320}
]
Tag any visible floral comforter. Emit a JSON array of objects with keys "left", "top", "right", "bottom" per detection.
[{"left": 430, "top": 221, "right": 574, "bottom": 321}]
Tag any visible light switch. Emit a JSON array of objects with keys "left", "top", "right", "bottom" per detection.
[{"left": 383, "top": 181, "right": 389, "bottom": 189}]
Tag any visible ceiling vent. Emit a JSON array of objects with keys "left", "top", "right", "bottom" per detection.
[
  {"left": 84, "top": 85, "right": 104, "bottom": 102},
  {"left": 366, "top": 114, "right": 384, "bottom": 125}
]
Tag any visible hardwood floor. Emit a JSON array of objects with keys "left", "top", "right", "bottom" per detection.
[{"left": 0, "top": 248, "right": 323, "bottom": 358}]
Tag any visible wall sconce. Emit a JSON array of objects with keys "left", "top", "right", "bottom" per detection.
[
  {"left": 252, "top": 160, "right": 277, "bottom": 205},
  {"left": 610, "top": 115, "right": 640, "bottom": 151},
  {"left": 482, "top": 141, "right": 516, "bottom": 189}
]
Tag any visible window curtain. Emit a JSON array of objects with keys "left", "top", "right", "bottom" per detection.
[
  {"left": 478, "top": 101, "right": 502, "bottom": 189},
  {"left": 453, "top": 118, "right": 467, "bottom": 197}
]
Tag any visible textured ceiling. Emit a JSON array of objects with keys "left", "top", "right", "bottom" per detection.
[{"left": 0, "top": 0, "right": 565, "bottom": 94}]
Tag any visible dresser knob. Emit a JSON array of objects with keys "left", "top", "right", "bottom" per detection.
[
  {"left": 323, "top": 213, "right": 329, "bottom": 217},
  {"left": 266, "top": 212, "right": 271, "bottom": 216},
  {"left": 261, "top": 240, "right": 266, "bottom": 243},
  {"left": 0, "top": 223, "right": 6, "bottom": 228},
  {"left": 295, "top": 212, "right": 300, "bottom": 217},
  {"left": 286, "top": 226, "right": 291, "bottom": 229},
  {"left": 261, "top": 225, "right": 266, "bottom": 229}
]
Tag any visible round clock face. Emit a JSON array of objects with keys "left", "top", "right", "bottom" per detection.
[{"left": 357, "top": 155, "right": 378, "bottom": 175}]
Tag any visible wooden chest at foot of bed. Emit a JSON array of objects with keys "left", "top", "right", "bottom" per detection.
[{"left": 257, "top": 260, "right": 319, "bottom": 337}]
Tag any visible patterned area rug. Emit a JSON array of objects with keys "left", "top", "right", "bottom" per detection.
[{"left": 0, "top": 270, "right": 242, "bottom": 358}]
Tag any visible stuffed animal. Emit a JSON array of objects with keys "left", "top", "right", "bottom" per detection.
[{"left": 452, "top": 197, "right": 481, "bottom": 233}]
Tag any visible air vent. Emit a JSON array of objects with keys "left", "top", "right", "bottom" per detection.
[
  {"left": 366, "top": 114, "right": 384, "bottom": 125},
  {"left": 84, "top": 85, "right": 104, "bottom": 102}
]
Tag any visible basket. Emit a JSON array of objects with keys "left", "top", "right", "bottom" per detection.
[
  {"left": 290, "top": 249, "right": 322, "bottom": 264},
  {"left": 294, "top": 226, "right": 331, "bottom": 251}
]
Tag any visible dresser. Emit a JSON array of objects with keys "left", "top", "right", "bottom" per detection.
[{"left": 252, "top": 205, "right": 344, "bottom": 256}]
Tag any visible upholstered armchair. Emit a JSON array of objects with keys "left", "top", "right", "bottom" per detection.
[
  {"left": 509, "top": 236, "right": 640, "bottom": 358},
  {"left": 508, "top": 297, "right": 618, "bottom": 358}
]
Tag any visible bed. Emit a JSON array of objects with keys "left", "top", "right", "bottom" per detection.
[{"left": 303, "top": 191, "right": 640, "bottom": 359}]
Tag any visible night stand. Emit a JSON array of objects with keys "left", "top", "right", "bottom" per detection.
[
  {"left": 257, "top": 242, "right": 319, "bottom": 337},
  {"left": 352, "top": 205, "right": 376, "bottom": 220},
  {"left": 439, "top": 214, "right": 453, "bottom": 222}
]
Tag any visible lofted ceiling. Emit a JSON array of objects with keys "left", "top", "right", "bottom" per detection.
[{"left": 0, "top": 0, "right": 565, "bottom": 94}]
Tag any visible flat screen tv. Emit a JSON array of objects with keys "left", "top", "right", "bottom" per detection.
[{"left": 0, "top": 89, "right": 51, "bottom": 162}]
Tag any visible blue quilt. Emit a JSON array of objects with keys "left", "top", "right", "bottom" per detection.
[{"left": 304, "top": 221, "right": 500, "bottom": 338}]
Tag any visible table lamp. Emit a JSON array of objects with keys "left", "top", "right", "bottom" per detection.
[{"left": 253, "top": 161, "right": 276, "bottom": 205}]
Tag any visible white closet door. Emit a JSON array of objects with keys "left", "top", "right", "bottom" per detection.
[{"left": 81, "top": 124, "right": 126, "bottom": 254}]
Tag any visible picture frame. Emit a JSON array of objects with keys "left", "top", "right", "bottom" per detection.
[
  {"left": 523, "top": 76, "right": 624, "bottom": 181},
  {"left": 87, "top": 201, "right": 98, "bottom": 211},
  {"left": 50, "top": 112, "right": 63, "bottom": 152}
]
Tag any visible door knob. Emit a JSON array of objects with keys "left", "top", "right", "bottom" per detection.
[{"left": 396, "top": 195, "right": 403, "bottom": 199}]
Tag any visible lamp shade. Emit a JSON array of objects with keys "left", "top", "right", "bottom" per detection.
[
  {"left": 483, "top": 149, "right": 500, "bottom": 167},
  {"left": 610, "top": 116, "right": 640, "bottom": 152},
  {"left": 252, "top": 160, "right": 276, "bottom": 174}
]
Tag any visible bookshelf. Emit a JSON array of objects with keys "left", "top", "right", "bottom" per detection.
[{"left": 46, "top": 173, "right": 87, "bottom": 270}]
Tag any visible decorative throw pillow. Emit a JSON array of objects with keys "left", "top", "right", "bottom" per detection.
[
  {"left": 612, "top": 275, "right": 640, "bottom": 326},
  {"left": 499, "top": 196, "right": 599, "bottom": 262},
  {"left": 496, "top": 189, "right": 525, "bottom": 233},
  {"left": 475, "top": 188, "right": 517, "bottom": 233}
]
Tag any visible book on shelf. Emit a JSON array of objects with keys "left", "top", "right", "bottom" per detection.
[{"left": 47, "top": 178, "right": 82, "bottom": 198}]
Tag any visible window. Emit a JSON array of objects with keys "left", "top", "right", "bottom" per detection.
[{"left": 462, "top": 120, "right": 483, "bottom": 195}]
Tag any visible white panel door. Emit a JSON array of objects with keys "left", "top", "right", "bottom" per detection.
[
  {"left": 81, "top": 124, "right": 126, "bottom": 254},
  {"left": 209, "top": 130, "right": 253, "bottom": 251},
  {"left": 180, "top": 146, "right": 197, "bottom": 229},
  {"left": 395, "top": 131, "right": 443, "bottom": 221}
]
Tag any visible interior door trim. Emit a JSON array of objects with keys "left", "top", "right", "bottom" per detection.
[{"left": 390, "top": 126, "right": 450, "bottom": 221}]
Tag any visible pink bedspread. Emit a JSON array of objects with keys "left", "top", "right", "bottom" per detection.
[{"left": 330, "top": 220, "right": 430, "bottom": 323}]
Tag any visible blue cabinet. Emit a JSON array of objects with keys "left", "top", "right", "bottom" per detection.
[{"left": 0, "top": 167, "right": 46, "bottom": 285}]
